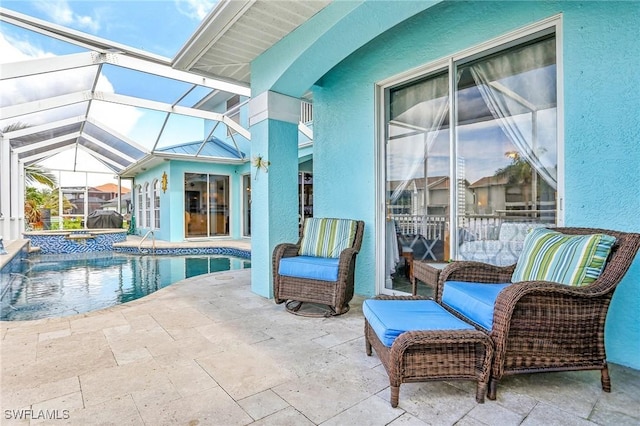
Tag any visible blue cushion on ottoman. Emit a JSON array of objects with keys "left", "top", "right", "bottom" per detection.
[
  {"left": 363, "top": 299, "right": 475, "bottom": 347},
  {"left": 278, "top": 256, "right": 340, "bottom": 281},
  {"left": 442, "top": 281, "right": 511, "bottom": 330}
]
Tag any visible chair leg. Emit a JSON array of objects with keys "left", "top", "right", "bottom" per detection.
[
  {"left": 365, "top": 337, "right": 372, "bottom": 356},
  {"left": 390, "top": 385, "right": 400, "bottom": 408},
  {"left": 487, "top": 378, "right": 498, "bottom": 400},
  {"left": 601, "top": 363, "right": 611, "bottom": 392},
  {"left": 475, "top": 382, "right": 487, "bottom": 404}
]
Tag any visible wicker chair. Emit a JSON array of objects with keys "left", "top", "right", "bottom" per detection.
[
  {"left": 437, "top": 227, "right": 640, "bottom": 400},
  {"left": 273, "top": 219, "right": 364, "bottom": 316}
]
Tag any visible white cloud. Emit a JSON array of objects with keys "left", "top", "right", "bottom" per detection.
[
  {"left": 34, "top": 0, "right": 100, "bottom": 33},
  {"left": 175, "top": 0, "right": 217, "bottom": 20},
  {"left": 0, "top": 32, "right": 53, "bottom": 64},
  {"left": 2, "top": 32, "right": 143, "bottom": 146}
]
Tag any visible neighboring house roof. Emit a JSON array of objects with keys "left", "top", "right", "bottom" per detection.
[
  {"left": 156, "top": 136, "right": 245, "bottom": 159},
  {"left": 94, "top": 183, "right": 131, "bottom": 194},
  {"left": 101, "top": 193, "right": 132, "bottom": 209},
  {"left": 68, "top": 196, "right": 109, "bottom": 204},
  {"left": 469, "top": 175, "right": 509, "bottom": 188},
  {"left": 388, "top": 176, "right": 463, "bottom": 191}
]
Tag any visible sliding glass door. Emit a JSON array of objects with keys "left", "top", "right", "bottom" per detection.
[
  {"left": 383, "top": 31, "right": 559, "bottom": 294},
  {"left": 184, "top": 173, "right": 229, "bottom": 238}
]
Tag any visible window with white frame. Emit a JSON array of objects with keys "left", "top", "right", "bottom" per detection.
[
  {"left": 136, "top": 184, "right": 143, "bottom": 228},
  {"left": 382, "top": 24, "right": 560, "bottom": 292},
  {"left": 144, "top": 182, "right": 151, "bottom": 228},
  {"left": 153, "top": 179, "right": 160, "bottom": 229}
]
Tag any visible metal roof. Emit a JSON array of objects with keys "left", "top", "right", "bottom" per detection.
[{"left": 0, "top": 7, "right": 252, "bottom": 177}]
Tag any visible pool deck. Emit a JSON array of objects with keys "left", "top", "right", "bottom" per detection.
[
  {"left": 113, "top": 235, "right": 252, "bottom": 252},
  {"left": 1, "top": 239, "right": 639, "bottom": 425}
]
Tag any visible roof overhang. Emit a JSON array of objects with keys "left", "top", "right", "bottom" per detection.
[{"left": 172, "top": 0, "right": 331, "bottom": 84}]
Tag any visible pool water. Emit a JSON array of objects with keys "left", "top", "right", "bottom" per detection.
[{"left": 0, "top": 252, "right": 250, "bottom": 321}]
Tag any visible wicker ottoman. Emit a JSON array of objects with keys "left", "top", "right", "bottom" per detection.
[{"left": 363, "top": 298, "right": 493, "bottom": 407}]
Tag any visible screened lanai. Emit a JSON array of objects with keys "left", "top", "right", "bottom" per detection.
[{"left": 0, "top": 7, "right": 252, "bottom": 240}]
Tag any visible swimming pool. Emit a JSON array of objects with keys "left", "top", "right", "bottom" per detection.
[{"left": 0, "top": 252, "right": 250, "bottom": 321}]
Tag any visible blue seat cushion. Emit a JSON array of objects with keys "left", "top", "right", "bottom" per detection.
[
  {"left": 278, "top": 256, "right": 340, "bottom": 281},
  {"left": 363, "top": 299, "right": 475, "bottom": 347},
  {"left": 441, "top": 281, "right": 512, "bottom": 330}
]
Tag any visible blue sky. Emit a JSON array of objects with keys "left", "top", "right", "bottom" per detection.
[
  {"left": 1, "top": 1, "right": 222, "bottom": 180},
  {"left": 1, "top": 0, "right": 217, "bottom": 59}
]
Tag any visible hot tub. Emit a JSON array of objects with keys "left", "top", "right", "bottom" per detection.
[{"left": 23, "top": 229, "right": 127, "bottom": 254}]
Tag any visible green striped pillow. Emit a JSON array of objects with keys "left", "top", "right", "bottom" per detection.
[
  {"left": 512, "top": 228, "right": 616, "bottom": 286},
  {"left": 299, "top": 218, "right": 358, "bottom": 258}
]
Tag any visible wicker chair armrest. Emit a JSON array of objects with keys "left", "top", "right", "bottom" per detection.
[
  {"left": 273, "top": 243, "right": 300, "bottom": 261},
  {"left": 492, "top": 279, "right": 605, "bottom": 324},
  {"left": 440, "top": 261, "right": 515, "bottom": 282}
]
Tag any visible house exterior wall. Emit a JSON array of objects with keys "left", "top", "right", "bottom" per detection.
[
  {"left": 297, "top": 1, "right": 640, "bottom": 367},
  {"left": 134, "top": 160, "right": 249, "bottom": 242}
]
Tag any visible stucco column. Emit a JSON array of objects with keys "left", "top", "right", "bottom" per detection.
[{"left": 249, "top": 91, "right": 300, "bottom": 298}]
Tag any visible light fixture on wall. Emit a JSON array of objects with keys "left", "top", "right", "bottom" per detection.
[{"left": 161, "top": 172, "right": 168, "bottom": 193}]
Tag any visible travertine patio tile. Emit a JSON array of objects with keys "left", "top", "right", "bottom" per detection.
[
  {"left": 30, "top": 391, "right": 84, "bottom": 424},
  {"left": 69, "top": 312, "right": 129, "bottom": 334},
  {"left": 79, "top": 359, "right": 175, "bottom": 407},
  {"left": 197, "top": 342, "right": 297, "bottom": 400},
  {"left": 105, "top": 324, "right": 174, "bottom": 352},
  {"left": 147, "top": 333, "right": 223, "bottom": 362},
  {"left": 590, "top": 390, "right": 640, "bottom": 425},
  {"left": 112, "top": 347, "right": 153, "bottom": 365},
  {"left": 310, "top": 321, "right": 362, "bottom": 348},
  {"left": 237, "top": 389, "right": 290, "bottom": 421},
  {"left": 332, "top": 335, "right": 383, "bottom": 369},
  {"left": 521, "top": 402, "right": 597, "bottom": 426},
  {"left": 161, "top": 358, "right": 219, "bottom": 397},
  {"left": 0, "top": 376, "right": 80, "bottom": 413},
  {"left": 129, "top": 375, "right": 182, "bottom": 411},
  {"left": 387, "top": 412, "right": 429, "bottom": 425},
  {"left": 448, "top": 415, "right": 489, "bottom": 426},
  {"left": 195, "top": 316, "right": 272, "bottom": 347},
  {"left": 150, "top": 306, "right": 214, "bottom": 329},
  {"left": 38, "top": 328, "right": 71, "bottom": 342},
  {"left": 251, "top": 406, "right": 314, "bottom": 425},
  {"left": 255, "top": 336, "right": 350, "bottom": 378},
  {"left": 66, "top": 394, "right": 144, "bottom": 425},
  {"left": 504, "top": 372, "right": 601, "bottom": 418},
  {"left": 272, "top": 363, "right": 389, "bottom": 424},
  {"left": 466, "top": 398, "right": 524, "bottom": 425},
  {"left": 3, "top": 347, "right": 116, "bottom": 389},
  {"left": 36, "top": 330, "right": 109, "bottom": 360},
  {"left": 118, "top": 312, "right": 160, "bottom": 331},
  {"left": 489, "top": 387, "right": 537, "bottom": 416},
  {"left": 1, "top": 334, "right": 38, "bottom": 365},
  {"left": 135, "top": 385, "right": 253, "bottom": 425},
  {"left": 321, "top": 395, "right": 402, "bottom": 426},
  {"left": 3, "top": 319, "right": 70, "bottom": 339},
  {"left": 390, "top": 381, "right": 477, "bottom": 425}
]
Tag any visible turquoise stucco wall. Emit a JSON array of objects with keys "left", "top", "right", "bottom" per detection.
[
  {"left": 249, "top": 118, "right": 300, "bottom": 298},
  {"left": 292, "top": 1, "right": 639, "bottom": 367}
]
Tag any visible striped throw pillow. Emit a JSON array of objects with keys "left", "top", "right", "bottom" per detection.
[
  {"left": 299, "top": 218, "right": 358, "bottom": 258},
  {"left": 511, "top": 228, "right": 616, "bottom": 286}
]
